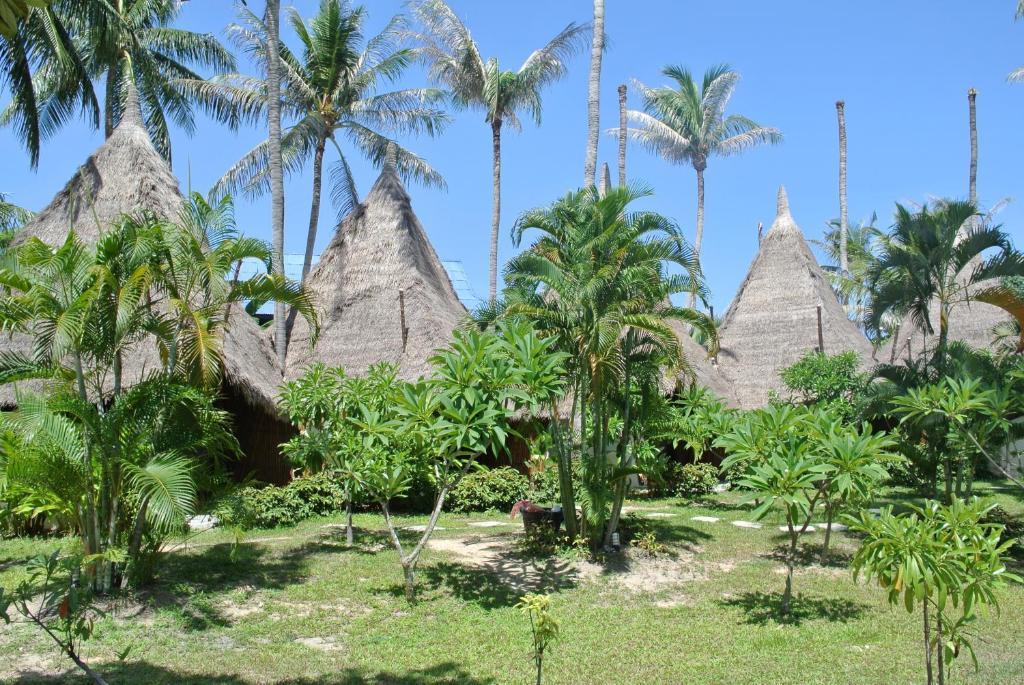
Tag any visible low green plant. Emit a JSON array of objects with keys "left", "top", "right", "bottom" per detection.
[
  {"left": 848, "top": 498, "right": 1021, "bottom": 685},
  {"left": 516, "top": 593, "right": 560, "bottom": 685},
  {"left": 213, "top": 472, "right": 345, "bottom": 530},
  {"left": 781, "top": 350, "right": 867, "bottom": 418},
  {"left": 0, "top": 552, "right": 110, "bottom": 685},
  {"left": 449, "top": 467, "right": 530, "bottom": 513},
  {"left": 673, "top": 462, "right": 718, "bottom": 498}
]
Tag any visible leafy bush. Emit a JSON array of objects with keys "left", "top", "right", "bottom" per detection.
[
  {"left": 982, "top": 504, "right": 1024, "bottom": 558},
  {"left": 213, "top": 472, "right": 346, "bottom": 529},
  {"left": 449, "top": 467, "right": 529, "bottom": 513},
  {"left": 780, "top": 350, "right": 867, "bottom": 418},
  {"left": 527, "top": 462, "right": 583, "bottom": 507},
  {"left": 673, "top": 462, "right": 719, "bottom": 498}
]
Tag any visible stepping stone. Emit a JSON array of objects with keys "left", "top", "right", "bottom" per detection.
[
  {"left": 645, "top": 512, "right": 675, "bottom": 519},
  {"left": 712, "top": 483, "right": 731, "bottom": 493},
  {"left": 691, "top": 516, "right": 720, "bottom": 523},
  {"left": 187, "top": 514, "right": 218, "bottom": 531},
  {"left": 403, "top": 525, "right": 444, "bottom": 532},
  {"left": 467, "top": 521, "right": 510, "bottom": 528},
  {"left": 828, "top": 523, "right": 848, "bottom": 532},
  {"left": 778, "top": 525, "right": 816, "bottom": 533},
  {"left": 731, "top": 520, "right": 762, "bottom": 529}
]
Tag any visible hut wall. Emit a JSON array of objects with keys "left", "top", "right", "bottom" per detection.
[{"left": 219, "top": 388, "right": 295, "bottom": 485}]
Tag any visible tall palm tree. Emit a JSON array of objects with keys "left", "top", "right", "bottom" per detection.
[
  {"left": 867, "top": 200, "right": 1024, "bottom": 370},
  {"left": 582, "top": 0, "right": 604, "bottom": 188},
  {"left": 0, "top": 192, "right": 32, "bottom": 232},
  {"left": 409, "top": 0, "right": 587, "bottom": 302},
  {"left": 617, "top": 83, "right": 626, "bottom": 185},
  {"left": 15, "top": 0, "right": 237, "bottom": 162},
  {"left": 192, "top": 1, "right": 447, "bottom": 284},
  {"left": 968, "top": 88, "right": 978, "bottom": 212},
  {"left": 836, "top": 100, "right": 848, "bottom": 275},
  {"left": 500, "top": 184, "right": 714, "bottom": 545},
  {"left": 0, "top": 1, "right": 96, "bottom": 167},
  {"left": 265, "top": 0, "right": 286, "bottom": 366},
  {"left": 622, "top": 64, "right": 782, "bottom": 283},
  {"left": 812, "top": 213, "right": 881, "bottom": 329}
]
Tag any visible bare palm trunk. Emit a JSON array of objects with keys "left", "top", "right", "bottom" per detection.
[
  {"left": 583, "top": 0, "right": 605, "bottom": 188},
  {"left": 300, "top": 137, "right": 327, "bottom": 283},
  {"left": 836, "top": 100, "right": 849, "bottom": 276},
  {"left": 617, "top": 84, "right": 627, "bottom": 186},
  {"left": 968, "top": 89, "right": 977, "bottom": 210},
  {"left": 266, "top": 0, "right": 287, "bottom": 366},
  {"left": 104, "top": 69, "right": 117, "bottom": 138},
  {"left": 489, "top": 118, "right": 502, "bottom": 303},
  {"left": 690, "top": 164, "right": 706, "bottom": 309}
]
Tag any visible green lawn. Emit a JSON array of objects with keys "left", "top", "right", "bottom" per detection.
[{"left": 2, "top": 482, "right": 1023, "bottom": 684}]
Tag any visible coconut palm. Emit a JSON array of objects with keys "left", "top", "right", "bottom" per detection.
[
  {"left": 867, "top": 200, "right": 1024, "bottom": 371},
  {"left": 0, "top": 193, "right": 32, "bottom": 232},
  {"left": 0, "top": 1, "right": 96, "bottom": 167},
  {"left": 409, "top": 0, "right": 587, "bottom": 302},
  {"left": 622, "top": 64, "right": 782, "bottom": 281},
  {"left": 582, "top": 0, "right": 604, "bottom": 188},
  {"left": 499, "top": 184, "right": 714, "bottom": 545},
  {"left": 10, "top": 0, "right": 237, "bottom": 163},
  {"left": 192, "top": 1, "right": 447, "bottom": 284},
  {"left": 265, "top": 0, "right": 286, "bottom": 366},
  {"left": 812, "top": 213, "right": 881, "bottom": 328},
  {"left": 836, "top": 100, "right": 848, "bottom": 275}
]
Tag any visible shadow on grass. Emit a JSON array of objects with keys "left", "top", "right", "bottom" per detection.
[
  {"left": 14, "top": 660, "right": 496, "bottom": 684},
  {"left": 718, "top": 591, "right": 868, "bottom": 626},
  {"left": 762, "top": 542, "right": 854, "bottom": 569}
]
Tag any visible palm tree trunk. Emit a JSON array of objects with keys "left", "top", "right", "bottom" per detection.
[
  {"left": 690, "top": 165, "right": 706, "bottom": 309},
  {"left": 265, "top": 0, "right": 287, "bottom": 366},
  {"left": 583, "top": 0, "right": 605, "bottom": 188},
  {"left": 968, "top": 89, "right": 977, "bottom": 211},
  {"left": 836, "top": 100, "right": 849, "bottom": 276},
  {"left": 300, "top": 137, "right": 327, "bottom": 283},
  {"left": 489, "top": 118, "right": 502, "bottom": 303},
  {"left": 617, "top": 84, "right": 627, "bottom": 186},
  {"left": 104, "top": 69, "right": 117, "bottom": 138}
]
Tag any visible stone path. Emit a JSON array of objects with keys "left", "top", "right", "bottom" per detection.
[
  {"left": 402, "top": 525, "right": 444, "bottom": 532},
  {"left": 467, "top": 521, "right": 511, "bottom": 528},
  {"left": 690, "top": 516, "right": 720, "bottom": 523},
  {"left": 644, "top": 512, "right": 675, "bottom": 519},
  {"left": 731, "top": 521, "right": 762, "bottom": 529},
  {"left": 779, "top": 525, "right": 816, "bottom": 533}
]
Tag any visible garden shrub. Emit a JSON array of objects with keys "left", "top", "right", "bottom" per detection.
[
  {"left": 982, "top": 504, "right": 1024, "bottom": 558},
  {"left": 672, "top": 462, "right": 718, "bottom": 498},
  {"left": 449, "top": 467, "right": 529, "bottom": 513},
  {"left": 213, "top": 472, "right": 346, "bottom": 529},
  {"left": 527, "top": 462, "right": 583, "bottom": 507}
]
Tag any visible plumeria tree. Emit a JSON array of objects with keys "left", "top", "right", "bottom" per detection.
[{"left": 360, "top": 321, "right": 566, "bottom": 601}]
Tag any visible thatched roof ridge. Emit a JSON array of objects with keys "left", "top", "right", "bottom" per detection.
[
  {"left": 716, "top": 186, "right": 874, "bottom": 408},
  {"left": 1, "top": 112, "right": 283, "bottom": 414},
  {"left": 285, "top": 166, "right": 467, "bottom": 380}
]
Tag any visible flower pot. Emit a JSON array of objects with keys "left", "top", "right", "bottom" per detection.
[{"left": 521, "top": 508, "right": 563, "bottom": 535}]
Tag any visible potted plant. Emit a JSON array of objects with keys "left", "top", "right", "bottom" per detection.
[{"left": 511, "top": 500, "right": 563, "bottom": 534}]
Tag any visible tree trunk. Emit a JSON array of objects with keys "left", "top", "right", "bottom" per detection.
[
  {"left": 617, "top": 84, "right": 627, "bottom": 187},
  {"left": 583, "top": 0, "right": 604, "bottom": 188},
  {"left": 690, "top": 165, "right": 706, "bottom": 309},
  {"left": 489, "top": 118, "right": 502, "bottom": 302},
  {"left": 301, "top": 137, "right": 327, "bottom": 283},
  {"left": 935, "top": 606, "right": 945, "bottom": 685},
  {"left": 104, "top": 68, "right": 117, "bottom": 139},
  {"left": 968, "top": 88, "right": 977, "bottom": 212},
  {"left": 344, "top": 482, "right": 354, "bottom": 546},
  {"left": 781, "top": 525, "right": 796, "bottom": 616},
  {"left": 265, "top": 0, "right": 287, "bottom": 366},
  {"left": 535, "top": 653, "right": 543, "bottom": 685},
  {"left": 822, "top": 503, "right": 833, "bottom": 560},
  {"left": 923, "top": 601, "right": 935, "bottom": 685},
  {"left": 836, "top": 100, "right": 849, "bottom": 276}
]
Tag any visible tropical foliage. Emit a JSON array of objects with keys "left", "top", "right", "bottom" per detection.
[{"left": 192, "top": 0, "right": 448, "bottom": 282}]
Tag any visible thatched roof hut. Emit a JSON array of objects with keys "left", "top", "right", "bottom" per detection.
[
  {"left": 0, "top": 89, "right": 291, "bottom": 480},
  {"left": 285, "top": 166, "right": 467, "bottom": 380},
  {"left": 716, "top": 187, "right": 875, "bottom": 408},
  {"left": 666, "top": 319, "right": 738, "bottom": 406}
]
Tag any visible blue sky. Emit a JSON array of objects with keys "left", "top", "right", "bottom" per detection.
[{"left": 2, "top": 1, "right": 1023, "bottom": 315}]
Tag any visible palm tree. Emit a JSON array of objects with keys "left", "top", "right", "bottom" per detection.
[
  {"left": 499, "top": 184, "right": 714, "bottom": 545},
  {"left": 867, "top": 200, "right": 1024, "bottom": 371},
  {"left": 265, "top": 0, "right": 286, "bottom": 366},
  {"left": 616, "top": 83, "right": 626, "bottom": 185},
  {"left": 812, "top": 213, "right": 882, "bottom": 329},
  {"left": 409, "top": 0, "right": 587, "bottom": 302},
  {"left": 0, "top": 1, "right": 96, "bottom": 167},
  {"left": 622, "top": 64, "right": 782, "bottom": 285},
  {"left": 0, "top": 192, "right": 32, "bottom": 232},
  {"left": 13, "top": 0, "right": 237, "bottom": 162},
  {"left": 582, "top": 0, "right": 604, "bottom": 188},
  {"left": 836, "top": 100, "right": 848, "bottom": 275},
  {"left": 193, "top": 1, "right": 448, "bottom": 284}
]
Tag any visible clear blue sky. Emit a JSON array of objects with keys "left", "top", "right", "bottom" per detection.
[{"left": 2, "top": 1, "right": 1023, "bottom": 315}]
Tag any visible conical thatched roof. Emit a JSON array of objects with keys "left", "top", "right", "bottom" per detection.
[
  {"left": 0, "top": 93, "right": 283, "bottom": 414},
  {"left": 716, "top": 187, "right": 874, "bottom": 408},
  {"left": 665, "top": 318, "right": 738, "bottom": 406},
  {"left": 285, "top": 166, "right": 467, "bottom": 380}
]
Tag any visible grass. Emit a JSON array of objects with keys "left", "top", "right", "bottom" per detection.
[{"left": 1, "top": 481, "right": 1023, "bottom": 684}]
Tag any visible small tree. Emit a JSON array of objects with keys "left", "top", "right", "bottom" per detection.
[
  {"left": 0, "top": 552, "right": 109, "bottom": 685},
  {"left": 848, "top": 498, "right": 1020, "bottom": 685},
  {"left": 362, "top": 321, "right": 566, "bottom": 601},
  {"left": 517, "top": 593, "right": 560, "bottom": 685},
  {"left": 781, "top": 350, "right": 867, "bottom": 419}
]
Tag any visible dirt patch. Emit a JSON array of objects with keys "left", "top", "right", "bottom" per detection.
[{"left": 294, "top": 636, "right": 343, "bottom": 652}]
